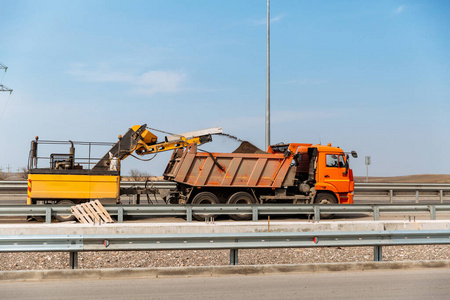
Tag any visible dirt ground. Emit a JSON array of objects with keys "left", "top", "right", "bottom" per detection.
[{"left": 354, "top": 174, "right": 450, "bottom": 183}]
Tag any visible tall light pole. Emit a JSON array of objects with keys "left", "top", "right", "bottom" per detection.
[{"left": 265, "top": 0, "right": 271, "bottom": 150}]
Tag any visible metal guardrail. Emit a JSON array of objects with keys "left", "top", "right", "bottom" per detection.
[
  {"left": 355, "top": 183, "right": 450, "bottom": 203},
  {"left": 1, "top": 204, "right": 449, "bottom": 223},
  {"left": 1, "top": 230, "right": 449, "bottom": 268}
]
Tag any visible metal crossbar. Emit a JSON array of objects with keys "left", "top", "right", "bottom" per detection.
[{"left": 0, "top": 230, "right": 449, "bottom": 268}]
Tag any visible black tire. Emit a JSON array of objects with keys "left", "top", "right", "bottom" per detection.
[
  {"left": 55, "top": 200, "right": 76, "bottom": 222},
  {"left": 191, "top": 192, "right": 219, "bottom": 221},
  {"left": 314, "top": 193, "right": 337, "bottom": 218},
  {"left": 227, "top": 191, "right": 256, "bottom": 221}
]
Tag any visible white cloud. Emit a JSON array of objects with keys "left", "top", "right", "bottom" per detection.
[
  {"left": 67, "top": 64, "right": 186, "bottom": 95},
  {"left": 250, "top": 14, "right": 285, "bottom": 26},
  {"left": 134, "top": 71, "right": 186, "bottom": 95},
  {"left": 394, "top": 5, "right": 406, "bottom": 15},
  {"left": 67, "top": 63, "right": 134, "bottom": 83}
]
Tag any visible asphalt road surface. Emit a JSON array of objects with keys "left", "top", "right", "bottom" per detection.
[{"left": 2, "top": 268, "right": 450, "bottom": 299}]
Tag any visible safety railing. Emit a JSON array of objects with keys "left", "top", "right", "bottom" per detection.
[
  {"left": 1, "top": 204, "right": 449, "bottom": 223},
  {"left": 1, "top": 230, "right": 449, "bottom": 268}
]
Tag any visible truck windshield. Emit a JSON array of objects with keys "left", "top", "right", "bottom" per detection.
[{"left": 326, "top": 154, "right": 346, "bottom": 168}]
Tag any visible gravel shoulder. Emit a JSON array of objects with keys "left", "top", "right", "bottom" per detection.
[{"left": 1, "top": 245, "right": 449, "bottom": 271}]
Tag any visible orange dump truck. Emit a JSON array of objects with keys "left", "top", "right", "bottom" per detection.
[{"left": 163, "top": 142, "right": 357, "bottom": 220}]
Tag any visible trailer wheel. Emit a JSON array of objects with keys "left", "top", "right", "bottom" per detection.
[
  {"left": 191, "top": 192, "right": 219, "bottom": 221},
  {"left": 314, "top": 193, "right": 337, "bottom": 218},
  {"left": 227, "top": 192, "right": 255, "bottom": 221},
  {"left": 55, "top": 200, "right": 76, "bottom": 222}
]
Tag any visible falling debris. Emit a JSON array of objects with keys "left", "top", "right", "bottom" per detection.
[{"left": 217, "top": 133, "right": 243, "bottom": 143}]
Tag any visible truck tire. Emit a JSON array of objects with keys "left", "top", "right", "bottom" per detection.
[
  {"left": 55, "top": 200, "right": 76, "bottom": 222},
  {"left": 314, "top": 193, "right": 337, "bottom": 219},
  {"left": 191, "top": 192, "right": 219, "bottom": 221},
  {"left": 227, "top": 191, "right": 255, "bottom": 221}
]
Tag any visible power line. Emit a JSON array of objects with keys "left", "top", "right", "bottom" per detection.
[
  {"left": 0, "top": 62, "right": 13, "bottom": 94},
  {"left": 0, "top": 84, "right": 13, "bottom": 94}
]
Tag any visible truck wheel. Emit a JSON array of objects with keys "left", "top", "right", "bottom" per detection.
[
  {"left": 227, "top": 192, "right": 255, "bottom": 221},
  {"left": 55, "top": 200, "right": 76, "bottom": 222},
  {"left": 314, "top": 193, "right": 337, "bottom": 219},
  {"left": 191, "top": 192, "right": 219, "bottom": 221}
]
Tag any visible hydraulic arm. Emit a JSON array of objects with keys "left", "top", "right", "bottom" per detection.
[{"left": 87, "top": 124, "right": 222, "bottom": 171}]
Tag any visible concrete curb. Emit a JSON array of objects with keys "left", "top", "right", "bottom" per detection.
[
  {"left": 1, "top": 260, "right": 449, "bottom": 282},
  {"left": 1, "top": 220, "right": 450, "bottom": 235}
]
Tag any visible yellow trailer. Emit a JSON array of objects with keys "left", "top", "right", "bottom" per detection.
[
  {"left": 26, "top": 124, "right": 222, "bottom": 221},
  {"left": 27, "top": 173, "right": 120, "bottom": 205}
]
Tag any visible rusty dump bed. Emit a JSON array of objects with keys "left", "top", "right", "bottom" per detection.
[{"left": 163, "top": 144, "right": 298, "bottom": 188}]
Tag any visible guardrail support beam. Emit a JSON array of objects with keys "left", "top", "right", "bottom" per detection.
[
  {"left": 314, "top": 206, "right": 320, "bottom": 222},
  {"left": 415, "top": 191, "right": 419, "bottom": 203},
  {"left": 45, "top": 207, "right": 52, "bottom": 224},
  {"left": 440, "top": 190, "right": 443, "bottom": 203},
  {"left": 389, "top": 190, "right": 393, "bottom": 203},
  {"left": 429, "top": 206, "right": 436, "bottom": 220},
  {"left": 374, "top": 246, "right": 382, "bottom": 262},
  {"left": 186, "top": 206, "right": 192, "bottom": 222},
  {"left": 118, "top": 207, "right": 124, "bottom": 223},
  {"left": 373, "top": 206, "right": 380, "bottom": 221},
  {"left": 252, "top": 206, "right": 258, "bottom": 222},
  {"left": 69, "top": 251, "right": 78, "bottom": 269},
  {"left": 230, "top": 249, "right": 239, "bottom": 265}
]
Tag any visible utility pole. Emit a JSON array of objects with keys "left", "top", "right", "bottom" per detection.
[{"left": 265, "top": 0, "right": 271, "bottom": 150}]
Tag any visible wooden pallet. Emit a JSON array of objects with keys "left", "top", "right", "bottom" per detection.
[{"left": 71, "top": 200, "right": 114, "bottom": 224}]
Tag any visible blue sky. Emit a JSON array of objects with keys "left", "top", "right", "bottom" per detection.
[{"left": 0, "top": 0, "right": 449, "bottom": 177}]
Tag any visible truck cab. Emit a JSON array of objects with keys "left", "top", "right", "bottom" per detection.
[{"left": 314, "top": 145, "right": 355, "bottom": 204}]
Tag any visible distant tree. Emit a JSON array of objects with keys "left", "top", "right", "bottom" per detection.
[
  {"left": 19, "top": 167, "right": 28, "bottom": 180},
  {"left": 129, "top": 169, "right": 152, "bottom": 181},
  {"left": 0, "top": 172, "right": 6, "bottom": 180}
]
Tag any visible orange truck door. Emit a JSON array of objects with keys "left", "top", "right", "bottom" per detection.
[{"left": 321, "top": 153, "right": 351, "bottom": 195}]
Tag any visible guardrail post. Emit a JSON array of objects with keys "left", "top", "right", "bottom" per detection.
[
  {"left": 373, "top": 206, "right": 380, "bottom": 221},
  {"left": 429, "top": 206, "right": 436, "bottom": 220},
  {"left": 415, "top": 190, "right": 419, "bottom": 203},
  {"left": 252, "top": 206, "right": 258, "bottom": 222},
  {"left": 186, "top": 206, "right": 192, "bottom": 222},
  {"left": 118, "top": 207, "right": 124, "bottom": 223},
  {"left": 230, "top": 249, "right": 238, "bottom": 265},
  {"left": 374, "top": 246, "right": 382, "bottom": 261},
  {"left": 314, "top": 206, "right": 320, "bottom": 222},
  {"left": 45, "top": 207, "right": 52, "bottom": 224},
  {"left": 440, "top": 190, "right": 443, "bottom": 203},
  {"left": 389, "top": 190, "right": 393, "bottom": 203},
  {"left": 69, "top": 251, "right": 78, "bottom": 269}
]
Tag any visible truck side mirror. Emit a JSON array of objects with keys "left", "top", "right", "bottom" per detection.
[{"left": 351, "top": 151, "right": 358, "bottom": 158}]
